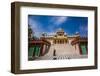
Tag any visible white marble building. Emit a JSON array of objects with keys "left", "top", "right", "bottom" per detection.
[{"left": 39, "top": 28, "right": 87, "bottom": 60}]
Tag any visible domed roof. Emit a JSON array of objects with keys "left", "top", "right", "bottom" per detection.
[
  {"left": 57, "top": 28, "right": 64, "bottom": 33},
  {"left": 75, "top": 32, "right": 79, "bottom": 35}
]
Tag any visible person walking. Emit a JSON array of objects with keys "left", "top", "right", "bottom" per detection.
[{"left": 53, "top": 49, "right": 57, "bottom": 60}]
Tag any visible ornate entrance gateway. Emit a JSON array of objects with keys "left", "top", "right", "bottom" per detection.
[{"left": 53, "top": 28, "right": 68, "bottom": 44}]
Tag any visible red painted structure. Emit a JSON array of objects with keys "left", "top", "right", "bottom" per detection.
[
  {"left": 28, "top": 39, "right": 51, "bottom": 60},
  {"left": 71, "top": 37, "right": 88, "bottom": 55}
]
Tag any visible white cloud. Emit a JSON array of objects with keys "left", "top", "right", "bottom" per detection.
[
  {"left": 79, "top": 25, "right": 87, "bottom": 32},
  {"left": 50, "top": 16, "right": 68, "bottom": 26},
  {"left": 28, "top": 16, "right": 68, "bottom": 37},
  {"left": 47, "top": 16, "right": 68, "bottom": 32},
  {"left": 55, "top": 17, "right": 68, "bottom": 25},
  {"left": 28, "top": 18, "right": 43, "bottom": 37},
  {"left": 79, "top": 25, "right": 88, "bottom": 37}
]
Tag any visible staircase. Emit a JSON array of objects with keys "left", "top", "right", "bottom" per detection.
[
  {"left": 36, "top": 43, "right": 81, "bottom": 60},
  {"left": 53, "top": 43, "right": 80, "bottom": 56}
]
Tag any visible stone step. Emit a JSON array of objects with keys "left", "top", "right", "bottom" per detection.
[
  {"left": 42, "top": 44, "right": 80, "bottom": 58},
  {"left": 36, "top": 55, "right": 88, "bottom": 60}
]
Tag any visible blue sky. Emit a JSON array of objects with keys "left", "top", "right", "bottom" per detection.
[{"left": 28, "top": 15, "right": 88, "bottom": 37}]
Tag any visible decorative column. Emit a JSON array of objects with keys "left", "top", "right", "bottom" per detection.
[
  {"left": 56, "top": 40, "right": 57, "bottom": 44},
  {"left": 57, "top": 40, "right": 59, "bottom": 44}
]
